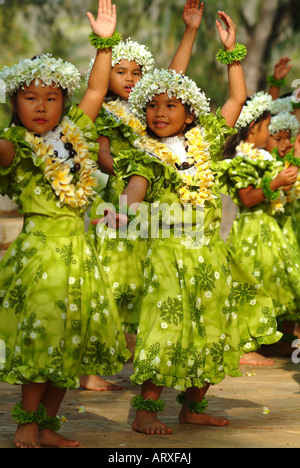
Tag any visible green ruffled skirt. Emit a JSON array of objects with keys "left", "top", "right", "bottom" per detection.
[
  {"left": 0, "top": 215, "right": 131, "bottom": 389},
  {"left": 228, "top": 210, "right": 300, "bottom": 321},
  {"left": 131, "top": 233, "right": 282, "bottom": 391}
]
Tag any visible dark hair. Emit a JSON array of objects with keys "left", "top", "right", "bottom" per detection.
[
  {"left": 223, "top": 109, "right": 271, "bottom": 159},
  {"left": 9, "top": 56, "right": 69, "bottom": 128}
]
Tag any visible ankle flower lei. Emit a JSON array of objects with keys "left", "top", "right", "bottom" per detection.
[
  {"left": 25, "top": 117, "right": 98, "bottom": 209},
  {"left": 134, "top": 126, "right": 215, "bottom": 207},
  {"left": 103, "top": 98, "right": 147, "bottom": 137}
]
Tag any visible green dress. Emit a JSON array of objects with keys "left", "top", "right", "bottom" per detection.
[
  {"left": 114, "top": 112, "right": 282, "bottom": 391},
  {"left": 0, "top": 106, "right": 130, "bottom": 390},
  {"left": 89, "top": 99, "right": 149, "bottom": 333},
  {"left": 219, "top": 144, "right": 300, "bottom": 322}
]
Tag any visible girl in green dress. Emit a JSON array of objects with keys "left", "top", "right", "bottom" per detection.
[
  {"left": 221, "top": 93, "right": 300, "bottom": 363},
  {"left": 83, "top": 0, "right": 205, "bottom": 392},
  {"left": 93, "top": 12, "right": 282, "bottom": 435},
  {"left": 0, "top": 0, "right": 130, "bottom": 448}
]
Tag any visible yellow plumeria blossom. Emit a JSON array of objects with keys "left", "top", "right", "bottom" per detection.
[
  {"left": 236, "top": 141, "right": 266, "bottom": 161},
  {"left": 25, "top": 117, "right": 98, "bottom": 209},
  {"left": 103, "top": 99, "right": 147, "bottom": 137},
  {"left": 135, "top": 125, "right": 215, "bottom": 207}
]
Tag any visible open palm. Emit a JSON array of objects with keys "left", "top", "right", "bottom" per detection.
[
  {"left": 87, "top": 0, "right": 116, "bottom": 38},
  {"left": 216, "top": 11, "right": 236, "bottom": 51},
  {"left": 183, "top": 0, "right": 204, "bottom": 29}
]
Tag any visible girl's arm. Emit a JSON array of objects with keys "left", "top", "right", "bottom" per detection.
[
  {"left": 79, "top": 0, "right": 117, "bottom": 122},
  {"left": 216, "top": 11, "right": 247, "bottom": 128},
  {"left": 92, "top": 175, "right": 149, "bottom": 228},
  {"left": 0, "top": 139, "right": 15, "bottom": 168},
  {"left": 97, "top": 136, "right": 115, "bottom": 175},
  {"left": 269, "top": 57, "right": 292, "bottom": 100},
  {"left": 169, "top": 1, "right": 204, "bottom": 74},
  {"left": 239, "top": 166, "right": 299, "bottom": 208}
]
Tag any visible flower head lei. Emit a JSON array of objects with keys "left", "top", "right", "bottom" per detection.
[
  {"left": 271, "top": 96, "right": 294, "bottom": 115},
  {"left": 269, "top": 112, "right": 300, "bottom": 139},
  {"left": 128, "top": 68, "right": 211, "bottom": 125},
  {"left": 86, "top": 38, "right": 155, "bottom": 84},
  {"left": 25, "top": 117, "right": 98, "bottom": 209},
  {"left": 235, "top": 91, "right": 273, "bottom": 129},
  {"left": 0, "top": 54, "right": 81, "bottom": 101}
]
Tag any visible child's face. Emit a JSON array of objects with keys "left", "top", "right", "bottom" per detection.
[
  {"left": 265, "top": 130, "right": 291, "bottom": 156},
  {"left": 248, "top": 115, "right": 271, "bottom": 148},
  {"left": 15, "top": 81, "right": 64, "bottom": 134},
  {"left": 109, "top": 60, "right": 142, "bottom": 101},
  {"left": 146, "top": 93, "right": 194, "bottom": 138}
]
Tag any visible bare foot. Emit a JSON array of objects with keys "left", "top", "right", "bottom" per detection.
[
  {"left": 79, "top": 375, "right": 122, "bottom": 391},
  {"left": 39, "top": 429, "right": 81, "bottom": 448},
  {"left": 132, "top": 410, "right": 173, "bottom": 435},
  {"left": 179, "top": 405, "right": 229, "bottom": 426},
  {"left": 14, "top": 423, "right": 41, "bottom": 448},
  {"left": 240, "top": 352, "right": 274, "bottom": 366}
]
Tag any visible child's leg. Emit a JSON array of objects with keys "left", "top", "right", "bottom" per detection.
[
  {"left": 179, "top": 385, "right": 230, "bottom": 427},
  {"left": 14, "top": 382, "right": 48, "bottom": 448},
  {"left": 132, "top": 380, "right": 173, "bottom": 435},
  {"left": 39, "top": 381, "right": 81, "bottom": 448}
]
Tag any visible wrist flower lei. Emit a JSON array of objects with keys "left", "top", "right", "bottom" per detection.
[
  {"left": 267, "top": 74, "right": 286, "bottom": 87},
  {"left": 25, "top": 117, "right": 98, "bottom": 209},
  {"left": 134, "top": 126, "right": 215, "bottom": 207},
  {"left": 216, "top": 43, "right": 247, "bottom": 65},
  {"left": 89, "top": 30, "right": 122, "bottom": 50}
]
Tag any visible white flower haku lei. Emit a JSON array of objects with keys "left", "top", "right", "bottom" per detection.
[
  {"left": 25, "top": 117, "right": 98, "bottom": 209},
  {"left": 269, "top": 112, "right": 300, "bottom": 139},
  {"left": 128, "top": 68, "right": 211, "bottom": 125},
  {"left": 235, "top": 91, "right": 273, "bottom": 129},
  {"left": 86, "top": 39, "right": 155, "bottom": 84},
  {"left": 134, "top": 126, "right": 215, "bottom": 207},
  {"left": 271, "top": 96, "right": 294, "bottom": 115},
  {"left": 0, "top": 54, "right": 80, "bottom": 100}
]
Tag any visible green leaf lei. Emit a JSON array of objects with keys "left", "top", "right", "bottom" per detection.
[
  {"left": 216, "top": 43, "right": 247, "bottom": 65},
  {"left": 267, "top": 75, "right": 287, "bottom": 87},
  {"left": 11, "top": 402, "right": 47, "bottom": 426},
  {"left": 89, "top": 31, "right": 122, "bottom": 49},
  {"left": 176, "top": 392, "right": 209, "bottom": 414},
  {"left": 262, "top": 176, "right": 280, "bottom": 201},
  {"left": 132, "top": 395, "right": 165, "bottom": 413}
]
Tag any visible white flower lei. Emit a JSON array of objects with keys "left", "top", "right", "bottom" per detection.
[
  {"left": 271, "top": 96, "right": 293, "bottom": 115},
  {"left": 0, "top": 54, "right": 81, "bottom": 100},
  {"left": 235, "top": 92, "right": 273, "bottom": 129},
  {"left": 25, "top": 117, "right": 98, "bottom": 209},
  {"left": 269, "top": 112, "right": 300, "bottom": 139},
  {"left": 86, "top": 39, "right": 155, "bottom": 84},
  {"left": 134, "top": 126, "right": 215, "bottom": 207},
  {"left": 128, "top": 69, "right": 211, "bottom": 125}
]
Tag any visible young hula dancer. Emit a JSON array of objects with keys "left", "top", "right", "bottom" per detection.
[
  {"left": 93, "top": 11, "right": 282, "bottom": 434},
  {"left": 0, "top": 0, "right": 130, "bottom": 448},
  {"left": 221, "top": 92, "right": 300, "bottom": 363},
  {"left": 83, "top": 0, "right": 205, "bottom": 392}
]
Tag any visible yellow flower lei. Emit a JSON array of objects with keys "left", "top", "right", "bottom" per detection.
[
  {"left": 25, "top": 117, "right": 98, "bottom": 209},
  {"left": 236, "top": 141, "right": 266, "bottom": 161},
  {"left": 135, "top": 126, "right": 215, "bottom": 207},
  {"left": 103, "top": 99, "right": 146, "bottom": 137}
]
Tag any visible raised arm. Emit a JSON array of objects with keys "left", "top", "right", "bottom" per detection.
[
  {"left": 268, "top": 57, "right": 292, "bottom": 100},
  {"left": 79, "top": 0, "right": 117, "bottom": 122},
  {"left": 216, "top": 11, "right": 247, "bottom": 128},
  {"left": 168, "top": 1, "right": 204, "bottom": 74},
  {"left": 0, "top": 139, "right": 15, "bottom": 168}
]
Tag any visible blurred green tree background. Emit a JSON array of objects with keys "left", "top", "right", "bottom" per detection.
[{"left": 0, "top": 0, "right": 299, "bottom": 127}]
